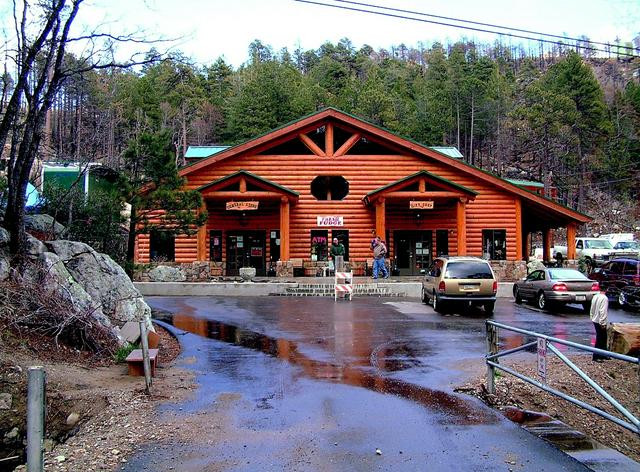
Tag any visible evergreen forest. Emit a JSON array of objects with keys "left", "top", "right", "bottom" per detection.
[{"left": 2, "top": 38, "right": 639, "bottom": 232}]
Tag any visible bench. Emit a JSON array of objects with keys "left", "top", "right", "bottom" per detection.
[{"left": 125, "top": 349, "right": 159, "bottom": 377}]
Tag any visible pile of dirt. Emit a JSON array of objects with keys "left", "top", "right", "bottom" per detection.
[
  {"left": 0, "top": 324, "right": 193, "bottom": 471},
  {"left": 457, "top": 354, "right": 640, "bottom": 462}
]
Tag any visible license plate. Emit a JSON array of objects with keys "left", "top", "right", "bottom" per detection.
[
  {"left": 576, "top": 295, "right": 586, "bottom": 301},
  {"left": 461, "top": 285, "right": 478, "bottom": 291}
]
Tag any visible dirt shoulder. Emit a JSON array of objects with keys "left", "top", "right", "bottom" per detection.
[
  {"left": 0, "top": 325, "right": 195, "bottom": 471},
  {"left": 457, "top": 354, "right": 640, "bottom": 463}
]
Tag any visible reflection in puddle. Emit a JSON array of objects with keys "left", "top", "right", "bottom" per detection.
[{"left": 156, "top": 310, "right": 497, "bottom": 425}]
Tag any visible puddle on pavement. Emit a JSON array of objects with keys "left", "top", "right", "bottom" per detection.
[{"left": 155, "top": 310, "right": 497, "bottom": 425}]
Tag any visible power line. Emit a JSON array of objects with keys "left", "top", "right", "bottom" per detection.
[
  {"left": 293, "top": 0, "right": 639, "bottom": 58},
  {"left": 333, "top": 0, "right": 638, "bottom": 53}
]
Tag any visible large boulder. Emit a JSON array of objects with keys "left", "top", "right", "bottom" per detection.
[
  {"left": 37, "top": 251, "right": 113, "bottom": 329},
  {"left": 46, "top": 240, "right": 151, "bottom": 325},
  {"left": 148, "top": 265, "right": 186, "bottom": 282},
  {"left": 24, "top": 214, "right": 66, "bottom": 240}
]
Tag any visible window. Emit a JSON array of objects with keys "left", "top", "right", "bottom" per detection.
[
  {"left": 608, "top": 261, "right": 624, "bottom": 275},
  {"left": 482, "top": 229, "right": 506, "bottom": 260},
  {"left": 310, "top": 176, "right": 349, "bottom": 200},
  {"left": 150, "top": 229, "right": 175, "bottom": 262},
  {"left": 332, "top": 230, "right": 349, "bottom": 261},
  {"left": 209, "top": 230, "right": 222, "bottom": 262},
  {"left": 311, "top": 230, "right": 328, "bottom": 261},
  {"left": 623, "top": 260, "right": 638, "bottom": 276},
  {"left": 436, "top": 229, "right": 449, "bottom": 256}
]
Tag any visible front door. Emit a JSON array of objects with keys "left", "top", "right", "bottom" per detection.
[
  {"left": 226, "top": 231, "right": 266, "bottom": 276},
  {"left": 394, "top": 231, "right": 433, "bottom": 276}
]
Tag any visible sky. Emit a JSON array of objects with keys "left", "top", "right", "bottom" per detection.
[{"left": 2, "top": 0, "right": 639, "bottom": 68}]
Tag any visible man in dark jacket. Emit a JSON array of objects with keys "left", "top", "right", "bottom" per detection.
[{"left": 330, "top": 238, "right": 345, "bottom": 272}]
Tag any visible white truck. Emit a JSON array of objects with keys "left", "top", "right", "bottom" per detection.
[{"left": 551, "top": 237, "right": 614, "bottom": 266}]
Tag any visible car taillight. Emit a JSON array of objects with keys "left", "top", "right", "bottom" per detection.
[
  {"left": 590, "top": 282, "right": 600, "bottom": 291},
  {"left": 551, "top": 283, "right": 568, "bottom": 292},
  {"left": 492, "top": 281, "right": 498, "bottom": 293},
  {"left": 633, "top": 275, "right": 640, "bottom": 286},
  {"left": 438, "top": 281, "right": 446, "bottom": 292}
]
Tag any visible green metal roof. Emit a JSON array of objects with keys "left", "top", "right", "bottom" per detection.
[
  {"left": 506, "top": 179, "right": 545, "bottom": 188},
  {"left": 197, "top": 170, "right": 299, "bottom": 197},
  {"left": 428, "top": 146, "right": 463, "bottom": 158},
  {"left": 185, "top": 146, "right": 229, "bottom": 158}
]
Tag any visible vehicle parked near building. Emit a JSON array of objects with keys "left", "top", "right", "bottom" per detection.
[
  {"left": 513, "top": 268, "right": 600, "bottom": 312},
  {"left": 589, "top": 257, "right": 640, "bottom": 309},
  {"left": 551, "top": 237, "right": 614, "bottom": 267},
  {"left": 422, "top": 256, "right": 497, "bottom": 314},
  {"left": 612, "top": 240, "right": 639, "bottom": 253}
]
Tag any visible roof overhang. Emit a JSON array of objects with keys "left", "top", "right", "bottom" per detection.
[
  {"left": 363, "top": 170, "right": 478, "bottom": 207},
  {"left": 197, "top": 170, "right": 299, "bottom": 204}
]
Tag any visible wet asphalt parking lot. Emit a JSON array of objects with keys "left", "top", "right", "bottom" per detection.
[{"left": 121, "top": 296, "right": 638, "bottom": 471}]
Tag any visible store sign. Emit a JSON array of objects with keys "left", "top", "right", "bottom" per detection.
[
  {"left": 317, "top": 216, "right": 344, "bottom": 227},
  {"left": 226, "top": 201, "right": 259, "bottom": 211},
  {"left": 409, "top": 200, "right": 434, "bottom": 210},
  {"left": 537, "top": 338, "right": 547, "bottom": 382}
]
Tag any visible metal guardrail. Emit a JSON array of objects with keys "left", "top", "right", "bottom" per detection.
[{"left": 485, "top": 320, "right": 640, "bottom": 435}]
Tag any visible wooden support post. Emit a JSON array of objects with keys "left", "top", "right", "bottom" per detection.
[
  {"left": 299, "top": 134, "right": 326, "bottom": 156},
  {"left": 334, "top": 133, "right": 360, "bottom": 157},
  {"left": 515, "top": 198, "right": 523, "bottom": 260},
  {"left": 27, "top": 366, "right": 45, "bottom": 472},
  {"left": 457, "top": 198, "right": 467, "bottom": 256},
  {"left": 197, "top": 202, "right": 207, "bottom": 261},
  {"left": 525, "top": 231, "right": 532, "bottom": 260},
  {"left": 325, "top": 122, "right": 334, "bottom": 156},
  {"left": 139, "top": 321, "right": 152, "bottom": 395},
  {"left": 566, "top": 223, "right": 577, "bottom": 260},
  {"left": 280, "top": 198, "right": 290, "bottom": 261},
  {"left": 375, "top": 198, "right": 386, "bottom": 242},
  {"left": 486, "top": 323, "right": 498, "bottom": 395},
  {"left": 543, "top": 228, "right": 553, "bottom": 262}
]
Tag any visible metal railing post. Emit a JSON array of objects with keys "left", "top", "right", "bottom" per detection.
[
  {"left": 486, "top": 321, "right": 498, "bottom": 394},
  {"left": 27, "top": 366, "right": 46, "bottom": 472}
]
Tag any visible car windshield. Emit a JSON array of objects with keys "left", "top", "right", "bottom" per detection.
[
  {"left": 616, "top": 241, "right": 639, "bottom": 249},
  {"left": 584, "top": 239, "right": 613, "bottom": 249},
  {"left": 548, "top": 268, "right": 588, "bottom": 280},
  {"left": 445, "top": 262, "right": 493, "bottom": 279}
]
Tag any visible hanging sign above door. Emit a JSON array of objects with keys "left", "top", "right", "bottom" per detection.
[
  {"left": 226, "top": 201, "right": 259, "bottom": 211},
  {"left": 317, "top": 216, "right": 344, "bottom": 227},
  {"left": 409, "top": 201, "right": 434, "bottom": 210}
]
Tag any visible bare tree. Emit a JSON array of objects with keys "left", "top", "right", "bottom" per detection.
[{"left": 0, "top": 0, "right": 161, "bottom": 261}]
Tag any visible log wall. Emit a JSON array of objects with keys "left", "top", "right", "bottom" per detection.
[{"left": 155, "top": 152, "right": 521, "bottom": 264}]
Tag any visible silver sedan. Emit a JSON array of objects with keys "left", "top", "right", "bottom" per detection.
[{"left": 513, "top": 268, "right": 600, "bottom": 312}]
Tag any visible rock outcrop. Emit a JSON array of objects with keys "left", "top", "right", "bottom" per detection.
[
  {"left": 1, "top": 217, "right": 151, "bottom": 344},
  {"left": 45, "top": 240, "right": 151, "bottom": 326},
  {"left": 24, "top": 214, "right": 67, "bottom": 240}
]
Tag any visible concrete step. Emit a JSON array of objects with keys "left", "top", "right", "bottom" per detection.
[{"left": 270, "top": 284, "right": 405, "bottom": 297}]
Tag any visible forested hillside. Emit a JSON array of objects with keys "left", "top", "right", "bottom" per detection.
[{"left": 2, "top": 38, "right": 639, "bottom": 230}]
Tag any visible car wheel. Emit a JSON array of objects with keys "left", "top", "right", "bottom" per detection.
[
  {"left": 434, "top": 294, "right": 446, "bottom": 313},
  {"left": 537, "top": 291, "right": 547, "bottom": 310},
  {"left": 514, "top": 286, "right": 523, "bottom": 304},
  {"left": 484, "top": 301, "right": 495, "bottom": 315},
  {"left": 421, "top": 286, "right": 428, "bottom": 304}
]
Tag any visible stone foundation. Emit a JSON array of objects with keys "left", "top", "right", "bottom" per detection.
[
  {"left": 135, "top": 262, "right": 224, "bottom": 282},
  {"left": 490, "top": 260, "right": 528, "bottom": 282}
]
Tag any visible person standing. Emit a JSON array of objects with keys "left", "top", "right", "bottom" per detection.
[
  {"left": 330, "top": 237, "right": 345, "bottom": 272},
  {"left": 372, "top": 236, "right": 389, "bottom": 279},
  {"left": 590, "top": 288, "right": 609, "bottom": 361}
]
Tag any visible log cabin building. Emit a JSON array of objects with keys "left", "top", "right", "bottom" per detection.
[{"left": 135, "top": 108, "right": 590, "bottom": 279}]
